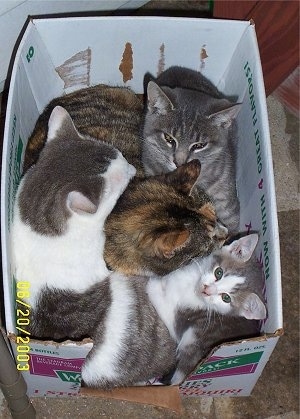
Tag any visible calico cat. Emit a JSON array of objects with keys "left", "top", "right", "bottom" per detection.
[
  {"left": 14, "top": 105, "right": 227, "bottom": 338},
  {"left": 104, "top": 159, "right": 228, "bottom": 276},
  {"left": 81, "top": 234, "right": 266, "bottom": 389},
  {"left": 142, "top": 66, "right": 242, "bottom": 233}
]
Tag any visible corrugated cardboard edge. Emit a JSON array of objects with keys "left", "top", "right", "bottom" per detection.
[
  {"left": 273, "top": 328, "right": 284, "bottom": 337},
  {"left": 80, "top": 385, "right": 183, "bottom": 414},
  {"left": 8, "top": 333, "right": 93, "bottom": 346}
]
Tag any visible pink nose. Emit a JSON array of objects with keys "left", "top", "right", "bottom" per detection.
[
  {"left": 203, "top": 285, "right": 214, "bottom": 296},
  {"left": 202, "top": 285, "right": 216, "bottom": 295}
]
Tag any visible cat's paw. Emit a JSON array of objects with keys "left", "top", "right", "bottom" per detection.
[
  {"left": 207, "top": 219, "right": 228, "bottom": 247},
  {"left": 103, "top": 153, "right": 136, "bottom": 199}
]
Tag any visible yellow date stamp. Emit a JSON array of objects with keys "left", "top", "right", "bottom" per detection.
[{"left": 16, "top": 281, "right": 31, "bottom": 371}]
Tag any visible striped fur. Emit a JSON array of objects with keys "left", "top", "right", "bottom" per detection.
[{"left": 142, "top": 66, "right": 242, "bottom": 233}]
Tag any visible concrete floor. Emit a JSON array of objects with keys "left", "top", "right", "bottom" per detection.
[{"left": 0, "top": 1, "right": 299, "bottom": 418}]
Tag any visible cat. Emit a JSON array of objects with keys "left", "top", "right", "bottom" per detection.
[
  {"left": 103, "top": 159, "right": 228, "bottom": 276},
  {"left": 22, "top": 84, "right": 228, "bottom": 277},
  {"left": 142, "top": 66, "right": 242, "bottom": 233},
  {"left": 23, "top": 84, "right": 145, "bottom": 175},
  {"left": 81, "top": 234, "right": 266, "bottom": 389},
  {"left": 154, "top": 233, "right": 266, "bottom": 385},
  {"left": 12, "top": 105, "right": 136, "bottom": 317}
]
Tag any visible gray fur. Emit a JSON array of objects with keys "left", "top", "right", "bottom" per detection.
[
  {"left": 28, "top": 280, "right": 112, "bottom": 340},
  {"left": 142, "top": 66, "right": 241, "bottom": 233},
  {"left": 19, "top": 114, "right": 117, "bottom": 236}
]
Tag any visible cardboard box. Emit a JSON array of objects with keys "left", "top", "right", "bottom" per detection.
[{"left": 1, "top": 16, "right": 283, "bottom": 406}]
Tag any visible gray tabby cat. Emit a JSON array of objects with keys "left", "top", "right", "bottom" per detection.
[
  {"left": 81, "top": 234, "right": 266, "bottom": 388},
  {"left": 142, "top": 66, "right": 242, "bottom": 233}
]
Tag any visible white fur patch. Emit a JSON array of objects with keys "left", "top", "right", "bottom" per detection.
[
  {"left": 147, "top": 264, "right": 207, "bottom": 340},
  {"left": 11, "top": 201, "right": 109, "bottom": 307},
  {"left": 200, "top": 270, "right": 246, "bottom": 314},
  {"left": 177, "top": 327, "right": 196, "bottom": 352},
  {"left": 81, "top": 274, "right": 135, "bottom": 385},
  {"left": 98, "top": 152, "right": 136, "bottom": 217}
]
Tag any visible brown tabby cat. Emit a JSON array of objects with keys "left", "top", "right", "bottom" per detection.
[
  {"left": 23, "top": 85, "right": 228, "bottom": 276},
  {"left": 24, "top": 84, "right": 144, "bottom": 175}
]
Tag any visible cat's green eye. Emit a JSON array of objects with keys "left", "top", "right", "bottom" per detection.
[
  {"left": 163, "top": 133, "right": 176, "bottom": 148},
  {"left": 221, "top": 293, "right": 231, "bottom": 303},
  {"left": 191, "top": 142, "right": 208, "bottom": 152},
  {"left": 214, "top": 267, "right": 223, "bottom": 281}
]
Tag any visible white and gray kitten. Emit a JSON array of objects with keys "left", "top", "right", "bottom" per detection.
[
  {"left": 142, "top": 66, "right": 241, "bottom": 233},
  {"left": 82, "top": 234, "right": 266, "bottom": 388}
]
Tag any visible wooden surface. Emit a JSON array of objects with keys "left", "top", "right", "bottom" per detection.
[
  {"left": 214, "top": 0, "right": 257, "bottom": 20},
  {"left": 213, "top": 1, "right": 299, "bottom": 97},
  {"left": 80, "top": 385, "right": 183, "bottom": 413}
]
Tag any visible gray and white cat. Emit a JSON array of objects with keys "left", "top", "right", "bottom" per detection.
[
  {"left": 11, "top": 105, "right": 136, "bottom": 312},
  {"left": 142, "top": 66, "right": 241, "bottom": 233},
  {"left": 82, "top": 234, "right": 266, "bottom": 388}
]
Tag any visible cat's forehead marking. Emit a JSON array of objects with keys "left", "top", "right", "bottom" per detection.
[
  {"left": 170, "top": 111, "right": 213, "bottom": 146},
  {"left": 210, "top": 253, "right": 220, "bottom": 266}
]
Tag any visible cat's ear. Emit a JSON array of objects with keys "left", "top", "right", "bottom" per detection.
[
  {"left": 154, "top": 229, "right": 190, "bottom": 259},
  {"left": 139, "top": 229, "right": 190, "bottom": 259},
  {"left": 208, "top": 102, "right": 242, "bottom": 129},
  {"left": 67, "top": 191, "right": 98, "bottom": 215},
  {"left": 161, "top": 160, "right": 201, "bottom": 195},
  {"left": 147, "top": 81, "right": 175, "bottom": 115},
  {"left": 239, "top": 293, "right": 266, "bottom": 320},
  {"left": 47, "top": 106, "right": 81, "bottom": 142},
  {"left": 225, "top": 234, "right": 258, "bottom": 262}
]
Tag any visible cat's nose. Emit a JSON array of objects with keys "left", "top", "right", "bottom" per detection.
[
  {"left": 174, "top": 151, "right": 188, "bottom": 167},
  {"left": 202, "top": 285, "right": 214, "bottom": 296}
]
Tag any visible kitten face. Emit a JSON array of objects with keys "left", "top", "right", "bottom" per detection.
[
  {"left": 194, "top": 234, "right": 266, "bottom": 320},
  {"left": 104, "top": 160, "right": 228, "bottom": 276},
  {"left": 143, "top": 81, "right": 241, "bottom": 176},
  {"left": 195, "top": 255, "right": 247, "bottom": 315}
]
